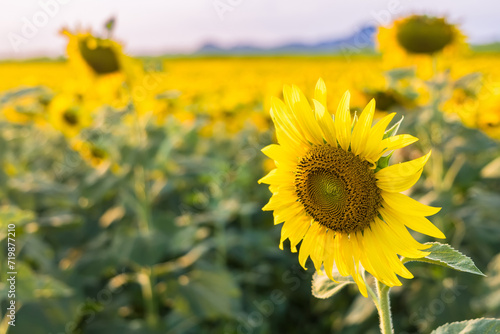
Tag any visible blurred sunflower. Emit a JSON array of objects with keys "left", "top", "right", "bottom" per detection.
[
  {"left": 61, "top": 23, "right": 142, "bottom": 108},
  {"left": 48, "top": 94, "right": 92, "bottom": 138},
  {"left": 259, "top": 79, "right": 444, "bottom": 297},
  {"left": 365, "top": 89, "right": 407, "bottom": 112},
  {"left": 377, "top": 15, "right": 467, "bottom": 76},
  {"left": 71, "top": 139, "right": 110, "bottom": 168},
  {"left": 62, "top": 26, "right": 124, "bottom": 76},
  {"left": 445, "top": 87, "right": 500, "bottom": 140}
]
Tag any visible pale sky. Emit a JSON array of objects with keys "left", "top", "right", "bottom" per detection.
[{"left": 1, "top": 0, "right": 499, "bottom": 59}]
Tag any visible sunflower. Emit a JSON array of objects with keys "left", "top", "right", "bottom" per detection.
[
  {"left": 48, "top": 93, "right": 92, "bottom": 138},
  {"left": 60, "top": 27, "right": 142, "bottom": 109},
  {"left": 62, "top": 28, "right": 126, "bottom": 77},
  {"left": 444, "top": 87, "right": 500, "bottom": 140},
  {"left": 71, "top": 139, "right": 110, "bottom": 168},
  {"left": 377, "top": 15, "right": 467, "bottom": 78},
  {"left": 259, "top": 79, "right": 445, "bottom": 297}
]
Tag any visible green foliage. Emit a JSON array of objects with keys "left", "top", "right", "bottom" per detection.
[
  {"left": 382, "top": 116, "right": 404, "bottom": 139},
  {"left": 0, "top": 263, "right": 73, "bottom": 301},
  {"left": 430, "top": 318, "right": 500, "bottom": 334},
  {"left": 311, "top": 270, "right": 354, "bottom": 299},
  {"left": 403, "top": 242, "right": 485, "bottom": 276}
]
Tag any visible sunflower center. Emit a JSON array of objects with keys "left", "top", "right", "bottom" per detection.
[
  {"left": 63, "top": 109, "right": 79, "bottom": 126},
  {"left": 295, "top": 144, "right": 382, "bottom": 234},
  {"left": 396, "top": 16, "right": 455, "bottom": 54},
  {"left": 78, "top": 37, "right": 120, "bottom": 75}
]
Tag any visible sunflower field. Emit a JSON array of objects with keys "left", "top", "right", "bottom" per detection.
[{"left": 0, "top": 15, "right": 500, "bottom": 334}]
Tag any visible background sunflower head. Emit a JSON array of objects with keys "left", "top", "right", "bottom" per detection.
[
  {"left": 61, "top": 29, "right": 125, "bottom": 76},
  {"left": 445, "top": 87, "right": 500, "bottom": 140},
  {"left": 60, "top": 19, "right": 143, "bottom": 88},
  {"left": 377, "top": 15, "right": 468, "bottom": 75},
  {"left": 396, "top": 15, "right": 455, "bottom": 55},
  {"left": 48, "top": 93, "right": 92, "bottom": 138}
]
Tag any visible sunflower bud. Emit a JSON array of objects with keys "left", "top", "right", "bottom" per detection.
[{"left": 396, "top": 15, "right": 454, "bottom": 54}]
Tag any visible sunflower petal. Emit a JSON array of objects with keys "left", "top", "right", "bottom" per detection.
[
  {"left": 382, "top": 191, "right": 441, "bottom": 217},
  {"left": 310, "top": 224, "right": 327, "bottom": 272},
  {"left": 313, "top": 99, "right": 336, "bottom": 145},
  {"left": 373, "top": 134, "right": 419, "bottom": 161},
  {"left": 379, "top": 207, "right": 434, "bottom": 248},
  {"left": 362, "top": 228, "right": 402, "bottom": 286},
  {"left": 314, "top": 78, "right": 327, "bottom": 108},
  {"left": 298, "top": 222, "right": 322, "bottom": 269},
  {"left": 290, "top": 85, "right": 324, "bottom": 145},
  {"left": 273, "top": 202, "right": 304, "bottom": 225},
  {"left": 376, "top": 239, "right": 414, "bottom": 279},
  {"left": 334, "top": 91, "right": 351, "bottom": 151},
  {"left": 351, "top": 99, "right": 375, "bottom": 156},
  {"left": 262, "top": 186, "right": 296, "bottom": 211},
  {"left": 283, "top": 85, "right": 295, "bottom": 112},
  {"left": 270, "top": 97, "right": 307, "bottom": 148},
  {"left": 323, "top": 230, "right": 338, "bottom": 282},
  {"left": 376, "top": 151, "right": 431, "bottom": 192},
  {"left": 373, "top": 216, "right": 429, "bottom": 259},
  {"left": 261, "top": 144, "right": 299, "bottom": 171},
  {"left": 349, "top": 233, "right": 368, "bottom": 297},
  {"left": 362, "top": 113, "right": 396, "bottom": 161},
  {"left": 258, "top": 168, "right": 294, "bottom": 185},
  {"left": 384, "top": 205, "right": 445, "bottom": 239},
  {"left": 381, "top": 134, "right": 419, "bottom": 153},
  {"left": 280, "top": 215, "right": 311, "bottom": 252},
  {"left": 333, "top": 234, "right": 349, "bottom": 276},
  {"left": 336, "top": 234, "right": 367, "bottom": 296}
]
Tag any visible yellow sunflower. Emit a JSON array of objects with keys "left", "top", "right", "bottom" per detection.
[
  {"left": 71, "top": 139, "right": 109, "bottom": 168},
  {"left": 48, "top": 93, "right": 92, "bottom": 138},
  {"left": 60, "top": 27, "right": 142, "bottom": 109},
  {"left": 444, "top": 87, "right": 500, "bottom": 140},
  {"left": 377, "top": 15, "right": 467, "bottom": 78},
  {"left": 259, "top": 79, "right": 445, "bottom": 297},
  {"left": 62, "top": 28, "right": 126, "bottom": 77}
]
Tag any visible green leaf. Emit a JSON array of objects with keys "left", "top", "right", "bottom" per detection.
[
  {"left": 169, "top": 268, "right": 241, "bottom": 319},
  {"left": 0, "top": 263, "right": 73, "bottom": 302},
  {"left": 375, "top": 152, "right": 393, "bottom": 172},
  {"left": 311, "top": 270, "right": 354, "bottom": 299},
  {"left": 383, "top": 116, "right": 404, "bottom": 139},
  {"left": 430, "top": 318, "right": 500, "bottom": 334},
  {"left": 344, "top": 295, "right": 376, "bottom": 325},
  {"left": 403, "top": 242, "right": 485, "bottom": 276},
  {"left": 0, "top": 205, "right": 34, "bottom": 240}
]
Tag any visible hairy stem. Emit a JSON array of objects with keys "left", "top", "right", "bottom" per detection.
[{"left": 376, "top": 279, "right": 394, "bottom": 334}]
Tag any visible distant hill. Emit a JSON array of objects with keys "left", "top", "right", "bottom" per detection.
[{"left": 196, "top": 26, "right": 377, "bottom": 55}]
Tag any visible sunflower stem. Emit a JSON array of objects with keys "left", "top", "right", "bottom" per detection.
[
  {"left": 367, "top": 283, "right": 380, "bottom": 310},
  {"left": 364, "top": 272, "right": 380, "bottom": 310},
  {"left": 375, "top": 279, "right": 394, "bottom": 334},
  {"left": 138, "top": 267, "right": 159, "bottom": 328}
]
